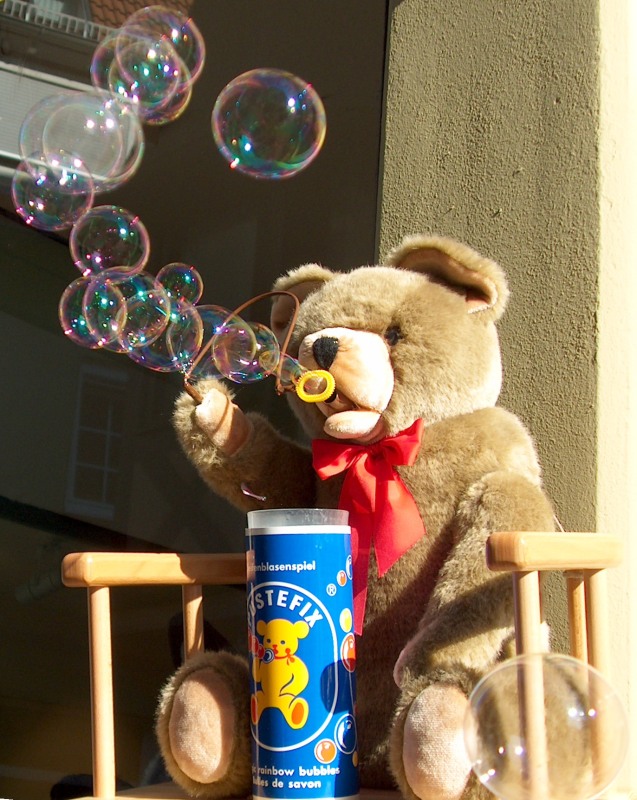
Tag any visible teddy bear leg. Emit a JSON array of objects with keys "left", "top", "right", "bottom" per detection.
[
  {"left": 396, "top": 684, "right": 472, "bottom": 800},
  {"left": 156, "top": 650, "right": 252, "bottom": 799}
]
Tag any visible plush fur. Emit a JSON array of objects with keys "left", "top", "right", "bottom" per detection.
[{"left": 156, "top": 235, "right": 555, "bottom": 800}]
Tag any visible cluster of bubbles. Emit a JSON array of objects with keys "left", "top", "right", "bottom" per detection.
[
  {"left": 57, "top": 203, "right": 319, "bottom": 389},
  {"left": 464, "top": 653, "right": 628, "bottom": 800},
  {"left": 11, "top": 5, "right": 328, "bottom": 392},
  {"left": 12, "top": 5, "right": 206, "bottom": 231},
  {"left": 12, "top": 5, "right": 327, "bottom": 232}
]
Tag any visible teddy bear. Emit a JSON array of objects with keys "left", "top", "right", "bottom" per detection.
[
  {"left": 251, "top": 618, "right": 310, "bottom": 729},
  {"left": 155, "top": 234, "right": 556, "bottom": 800}
]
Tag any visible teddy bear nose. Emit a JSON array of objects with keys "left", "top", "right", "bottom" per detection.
[{"left": 312, "top": 336, "right": 339, "bottom": 369}]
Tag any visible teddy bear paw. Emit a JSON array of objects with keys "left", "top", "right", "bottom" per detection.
[
  {"left": 167, "top": 666, "right": 235, "bottom": 783},
  {"left": 402, "top": 684, "right": 472, "bottom": 800},
  {"left": 156, "top": 652, "right": 251, "bottom": 798}
]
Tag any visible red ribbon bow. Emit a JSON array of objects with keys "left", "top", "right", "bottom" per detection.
[{"left": 312, "top": 418, "right": 426, "bottom": 634}]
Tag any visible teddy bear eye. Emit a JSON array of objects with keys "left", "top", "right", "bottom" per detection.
[{"left": 384, "top": 325, "right": 402, "bottom": 346}]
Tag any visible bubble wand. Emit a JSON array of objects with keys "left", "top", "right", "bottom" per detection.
[{"left": 182, "top": 289, "right": 336, "bottom": 405}]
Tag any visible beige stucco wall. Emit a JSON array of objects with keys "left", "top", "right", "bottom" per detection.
[{"left": 379, "top": 0, "right": 636, "bottom": 792}]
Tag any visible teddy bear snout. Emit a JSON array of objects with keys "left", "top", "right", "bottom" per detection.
[{"left": 312, "top": 335, "right": 339, "bottom": 369}]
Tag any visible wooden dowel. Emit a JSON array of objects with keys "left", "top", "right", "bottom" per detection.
[
  {"left": 584, "top": 569, "right": 614, "bottom": 791},
  {"left": 512, "top": 572, "right": 549, "bottom": 800},
  {"left": 585, "top": 569, "right": 611, "bottom": 677},
  {"left": 88, "top": 586, "right": 116, "bottom": 799},
  {"left": 566, "top": 571, "right": 588, "bottom": 661},
  {"left": 513, "top": 571, "right": 544, "bottom": 655},
  {"left": 182, "top": 584, "right": 204, "bottom": 661}
]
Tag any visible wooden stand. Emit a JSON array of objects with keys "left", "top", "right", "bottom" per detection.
[{"left": 61, "top": 532, "right": 622, "bottom": 799}]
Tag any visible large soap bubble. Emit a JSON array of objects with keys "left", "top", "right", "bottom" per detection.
[
  {"left": 212, "top": 68, "right": 326, "bottom": 179},
  {"left": 464, "top": 653, "right": 628, "bottom": 800},
  {"left": 70, "top": 205, "right": 150, "bottom": 278},
  {"left": 108, "top": 32, "right": 185, "bottom": 120},
  {"left": 121, "top": 4, "right": 206, "bottom": 84},
  {"left": 19, "top": 90, "right": 144, "bottom": 192},
  {"left": 157, "top": 262, "right": 204, "bottom": 305},
  {"left": 12, "top": 152, "right": 95, "bottom": 231}
]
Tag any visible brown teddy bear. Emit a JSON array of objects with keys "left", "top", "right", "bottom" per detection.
[{"left": 156, "top": 234, "right": 555, "bottom": 800}]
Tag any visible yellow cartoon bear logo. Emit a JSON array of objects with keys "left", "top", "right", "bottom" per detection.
[{"left": 251, "top": 618, "right": 310, "bottom": 729}]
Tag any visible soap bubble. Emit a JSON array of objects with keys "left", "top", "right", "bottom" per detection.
[
  {"left": 82, "top": 274, "right": 128, "bottom": 347},
  {"left": 70, "top": 205, "right": 150, "bottom": 278},
  {"left": 212, "top": 319, "right": 280, "bottom": 382},
  {"left": 108, "top": 32, "right": 185, "bottom": 120},
  {"left": 212, "top": 68, "right": 326, "bottom": 179},
  {"left": 464, "top": 653, "right": 628, "bottom": 800},
  {"left": 128, "top": 299, "right": 203, "bottom": 372},
  {"left": 121, "top": 4, "right": 206, "bottom": 84},
  {"left": 157, "top": 262, "right": 204, "bottom": 304},
  {"left": 20, "top": 91, "right": 144, "bottom": 192},
  {"left": 12, "top": 152, "right": 95, "bottom": 231},
  {"left": 92, "top": 23, "right": 194, "bottom": 125},
  {"left": 182, "top": 304, "right": 232, "bottom": 382},
  {"left": 59, "top": 276, "right": 102, "bottom": 348},
  {"left": 115, "top": 272, "right": 171, "bottom": 350}
]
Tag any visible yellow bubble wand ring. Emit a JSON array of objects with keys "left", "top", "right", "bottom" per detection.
[{"left": 295, "top": 369, "right": 336, "bottom": 404}]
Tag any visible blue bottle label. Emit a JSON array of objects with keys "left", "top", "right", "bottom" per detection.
[{"left": 246, "top": 527, "right": 359, "bottom": 800}]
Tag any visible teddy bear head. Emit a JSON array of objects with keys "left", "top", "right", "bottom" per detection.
[
  {"left": 256, "top": 618, "right": 310, "bottom": 659},
  {"left": 270, "top": 235, "right": 510, "bottom": 443}
]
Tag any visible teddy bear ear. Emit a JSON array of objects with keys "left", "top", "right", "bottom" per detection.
[
  {"left": 270, "top": 263, "right": 335, "bottom": 344},
  {"left": 385, "top": 234, "right": 510, "bottom": 320}
]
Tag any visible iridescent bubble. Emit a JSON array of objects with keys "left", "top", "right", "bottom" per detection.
[
  {"left": 212, "top": 320, "right": 280, "bottom": 382},
  {"left": 212, "top": 68, "right": 327, "bottom": 179},
  {"left": 70, "top": 205, "right": 150, "bottom": 278},
  {"left": 115, "top": 271, "right": 171, "bottom": 350},
  {"left": 127, "top": 300, "right": 203, "bottom": 372},
  {"left": 157, "top": 262, "right": 204, "bottom": 304},
  {"left": 12, "top": 152, "right": 95, "bottom": 231},
  {"left": 58, "top": 277, "right": 101, "bottom": 348},
  {"left": 122, "top": 4, "right": 206, "bottom": 83},
  {"left": 20, "top": 90, "right": 144, "bottom": 192},
  {"left": 108, "top": 33, "right": 184, "bottom": 120},
  {"left": 335, "top": 714, "right": 357, "bottom": 755},
  {"left": 183, "top": 304, "right": 232, "bottom": 382},
  {"left": 82, "top": 273, "right": 127, "bottom": 346},
  {"left": 464, "top": 653, "right": 628, "bottom": 800}
]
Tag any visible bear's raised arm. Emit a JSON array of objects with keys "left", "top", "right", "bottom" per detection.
[{"left": 173, "top": 379, "right": 315, "bottom": 511}]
